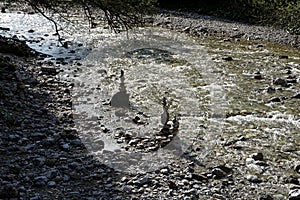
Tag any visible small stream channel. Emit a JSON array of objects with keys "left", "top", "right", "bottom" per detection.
[{"left": 1, "top": 11, "right": 299, "bottom": 174}]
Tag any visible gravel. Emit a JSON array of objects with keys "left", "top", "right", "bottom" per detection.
[
  {"left": 1, "top": 8, "right": 300, "bottom": 200},
  {"left": 152, "top": 10, "right": 300, "bottom": 49}
]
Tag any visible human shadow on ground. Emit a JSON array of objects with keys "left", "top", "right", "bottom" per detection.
[{"left": 0, "top": 37, "right": 132, "bottom": 199}]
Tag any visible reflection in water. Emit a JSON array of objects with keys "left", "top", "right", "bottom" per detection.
[{"left": 110, "top": 69, "right": 130, "bottom": 109}]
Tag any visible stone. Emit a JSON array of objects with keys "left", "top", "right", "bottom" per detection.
[
  {"left": 268, "top": 97, "right": 281, "bottom": 103},
  {"left": 0, "top": 185, "right": 18, "bottom": 198},
  {"left": 294, "top": 163, "right": 300, "bottom": 174},
  {"left": 273, "top": 78, "right": 287, "bottom": 86},
  {"left": 168, "top": 180, "right": 177, "bottom": 189},
  {"left": 279, "top": 55, "right": 288, "bottom": 59},
  {"left": 223, "top": 56, "right": 233, "bottom": 61},
  {"left": 284, "top": 175, "right": 300, "bottom": 185},
  {"left": 183, "top": 27, "right": 190, "bottom": 33},
  {"left": 287, "top": 78, "right": 297, "bottom": 83},
  {"left": 61, "top": 143, "right": 70, "bottom": 150},
  {"left": 259, "top": 194, "right": 274, "bottom": 200},
  {"left": 121, "top": 176, "right": 129, "bottom": 182},
  {"left": 41, "top": 66, "right": 58, "bottom": 75},
  {"left": 254, "top": 72, "right": 263, "bottom": 79},
  {"left": 212, "top": 168, "right": 227, "bottom": 178},
  {"left": 252, "top": 152, "right": 264, "bottom": 161},
  {"left": 160, "top": 168, "right": 169, "bottom": 174},
  {"left": 34, "top": 176, "right": 48, "bottom": 186},
  {"left": 289, "top": 189, "right": 300, "bottom": 200},
  {"left": 246, "top": 174, "right": 262, "bottom": 183},
  {"left": 8, "top": 134, "right": 20, "bottom": 141},
  {"left": 192, "top": 173, "right": 207, "bottom": 182},
  {"left": 217, "top": 165, "right": 233, "bottom": 173},
  {"left": 128, "top": 139, "right": 139, "bottom": 146},
  {"left": 292, "top": 93, "right": 300, "bottom": 99},
  {"left": 70, "top": 139, "right": 81, "bottom": 146},
  {"left": 105, "top": 184, "right": 113, "bottom": 188},
  {"left": 256, "top": 44, "right": 264, "bottom": 48},
  {"left": 31, "top": 132, "right": 47, "bottom": 139},
  {"left": 134, "top": 177, "right": 150, "bottom": 185},
  {"left": 125, "top": 132, "right": 133, "bottom": 139},
  {"left": 47, "top": 181, "right": 56, "bottom": 187},
  {"left": 266, "top": 87, "right": 276, "bottom": 93}
]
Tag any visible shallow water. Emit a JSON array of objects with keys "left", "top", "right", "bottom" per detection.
[
  {"left": 1, "top": 11, "right": 299, "bottom": 174},
  {"left": 68, "top": 27, "right": 224, "bottom": 172}
]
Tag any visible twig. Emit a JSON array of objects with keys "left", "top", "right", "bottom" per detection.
[{"left": 24, "top": 0, "right": 63, "bottom": 45}]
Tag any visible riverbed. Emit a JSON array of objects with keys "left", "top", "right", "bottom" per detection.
[{"left": 1, "top": 7, "right": 300, "bottom": 199}]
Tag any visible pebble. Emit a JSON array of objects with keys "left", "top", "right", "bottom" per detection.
[
  {"left": 168, "top": 180, "right": 177, "bottom": 189},
  {"left": 1, "top": 9, "right": 300, "bottom": 200},
  {"left": 259, "top": 194, "right": 274, "bottom": 200},
  {"left": 254, "top": 72, "right": 263, "bottom": 79},
  {"left": 292, "top": 93, "right": 300, "bottom": 99},
  {"left": 61, "top": 143, "right": 70, "bottom": 150},
  {"left": 34, "top": 176, "right": 48, "bottom": 186},
  {"left": 247, "top": 163, "right": 264, "bottom": 174},
  {"left": 70, "top": 139, "right": 82, "bottom": 146},
  {"left": 273, "top": 78, "right": 287, "bottom": 86},
  {"left": 279, "top": 55, "right": 289, "bottom": 59},
  {"left": 134, "top": 177, "right": 150, "bottom": 185},
  {"left": 212, "top": 168, "right": 227, "bottom": 178},
  {"left": 289, "top": 189, "right": 300, "bottom": 200},
  {"left": 128, "top": 139, "right": 139, "bottom": 146},
  {"left": 284, "top": 175, "right": 300, "bottom": 185},
  {"left": 160, "top": 168, "right": 169, "bottom": 174},
  {"left": 47, "top": 181, "right": 57, "bottom": 187},
  {"left": 246, "top": 174, "right": 262, "bottom": 183},
  {"left": 294, "top": 163, "right": 300, "bottom": 174},
  {"left": 121, "top": 176, "right": 129, "bottom": 182},
  {"left": 192, "top": 173, "right": 207, "bottom": 182},
  {"left": 251, "top": 152, "right": 264, "bottom": 161},
  {"left": 223, "top": 56, "right": 233, "bottom": 61},
  {"left": 266, "top": 86, "right": 276, "bottom": 93},
  {"left": 0, "top": 185, "right": 18, "bottom": 198},
  {"left": 105, "top": 184, "right": 113, "bottom": 188},
  {"left": 268, "top": 97, "right": 281, "bottom": 102}
]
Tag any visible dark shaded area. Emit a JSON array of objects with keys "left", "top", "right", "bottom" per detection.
[
  {"left": 0, "top": 36, "right": 127, "bottom": 199},
  {"left": 158, "top": 0, "right": 300, "bottom": 34},
  {"left": 0, "top": 35, "right": 36, "bottom": 57}
]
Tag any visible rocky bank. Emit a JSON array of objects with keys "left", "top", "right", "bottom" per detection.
[{"left": 1, "top": 6, "right": 300, "bottom": 200}]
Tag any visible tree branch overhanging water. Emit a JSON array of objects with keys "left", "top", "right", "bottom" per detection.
[{"left": 10, "top": 0, "right": 158, "bottom": 41}]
